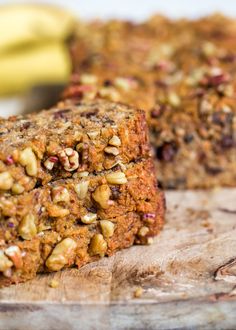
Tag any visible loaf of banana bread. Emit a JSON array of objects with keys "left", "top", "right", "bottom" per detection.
[
  {"left": 67, "top": 14, "right": 236, "bottom": 188},
  {"left": 0, "top": 159, "right": 165, "bottom": 286},
  {"left": 0, "top": 99, "right": 151, "bottom": 195}
]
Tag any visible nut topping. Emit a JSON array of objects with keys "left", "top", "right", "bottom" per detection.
[
  {"left": 11, "top": 183, "right": 25, "bottom": 194},
  {"left": 74, "top": 181, "right": 89, "bottom": 200},
  {"left": 100, "top": 220, "right": 115, "bottom": 238},
  {"left": 87, "top": 130, "right": 100, "bottom": 139},
  {"left": 89, "top": 234, "right": 107, "bottom": 257},
  {"left": 46, "top": 238, "right": 77, "bottom": 271},
  {"left": 58, "top": 148, "right": 79, "bottom": 172},
  {"left": 0, "top": 172, "right": 13, "bottom": 190},
  {"left": 44, "top": 156, "right": 58, "bottom": 170},
  {"left": 92, "top": 184, "right": 111, "bottom": 209},
  {"left": 138, "top": 226, "right": 149, "bottom": 237},
  {"left": 106, "top": 172, "right": 127, "bottom": 184},
  {"left": 167, "top": 92, "right": 181, "bottom": 107},
  {"left": 47, "top": 204, "right": 70, "bottom": 218},
  {"left": 109, "top": 135, "right": 121, "bottom": 147},
  {"left": 19, "top": 147, "right": 38, "bottom": 176},
  {"left": 0, "top": 250, "right": 13, "bottom": 272},
  {"left": 98, "top": 87, "right": 120, "bottom": 102},
  {"left": 104, "top": 146, "right": 119, "bottom": 156},
  {"left": 52, "top": 186, "right": 70, "bottom": 203},
  {"left": 77, "top": 171, "right": 89, "bottom": 178},
  {"left": 80, "top": 74, "right": 98, "bottom": 85},
  {"left": 5, "top": 246, "right": 23, "bottom": 269},
  {"left": 18, "top": 213, "right": 37, "bottom": 240},
  {"left": 114, "top": 77, "right": 133, "bottom": 91},
  {"left": 81, "top": 212, "right": 97, "bottom": 224}
]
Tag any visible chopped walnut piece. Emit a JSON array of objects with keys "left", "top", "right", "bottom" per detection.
[
  {"left": 46, "top": 238, "right": 77, "bottom": 271},
  {"left": 81, "top": 212, "right": 97, "bottom": 224},
  {"left": 80, "top": 74, "right": 98, "bottom": 85},
  {"left": 52, "top": 187, "right": 70, "bottom": 203},
  {"left": 47, "top": 205, "right": 70, "bottom": 218},
  {"left": 74, "top": 181, "right": 89, "bottom": 200},
  {"left": 92, "top": 184, "right": 111, "bottom": 209},
  {"left": 109, "top": 135, "right": 121, "bottom": 147},
  {"left": 98, "top": 87, "right": 120, "bottom": 102},
  {"left": 58, "top": 148, "right": 79, "bottom": 172},
  {"left": 18, "top": 213, "right": 37, "bottom": 240},
  {"left": 100, "top": 220, "right": 115, "bottom": 238},
  {"left": 5, "top": 246, "right": 23, "bottom": 269},
  {"left": 89, "top": 234, "right": 107, "bottom": 257},
  {"left": 138, "top": 226, "right": 149, "bottom": 237},
  {"left": 104, "top": 146, "right": 119, "bottom": 156},
  {"left": 87, "top": 130, "right": 100, "bottom": 139},
  {"left": 11, "top": 183, "right": 24, "bottom": 194},
  {"left": 0, "top": 172, "right": 13, "bottom": 190},
  {"left": 44, "top": 156, "right": 58, "bottom": 170},
  {"left": 0, "top": 250, "right": 13, "bottom": 272},
  {"left": 106, "top": 172, "right": 127, "bottom": 184},
  {"left": 18, "top": 147, "right": 38, "bottom": 176}
]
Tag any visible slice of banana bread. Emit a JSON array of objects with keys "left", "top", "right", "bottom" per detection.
[
  {"left": 0, "top": 159, "right": 163, "bottom": 242},
  {"left": 0, "top": 159, "right": 165, "bottom": 287},
  {"left": 0, "top": 99, "right": 151, "bottom": 195},
  {"left": 0, "top": 207, "right": 165, "bottom": 287},
  {"left": 67, "top": 15, "right": 236, "bottom": 188}
]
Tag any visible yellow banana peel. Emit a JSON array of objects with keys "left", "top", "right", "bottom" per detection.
[
  {"left": 0, "top": 4, "right": 76, "bottom": 53},
  {"left": 0, "top": 43, "right": 71, "bottom": 96},
  {"left": 0, "top": 4, "right": 76, "bottom": 96}
]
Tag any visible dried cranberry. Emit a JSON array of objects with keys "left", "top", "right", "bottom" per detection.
[
  {"left": 150, "top": 105, "right": 166, "bottom": 118},
  {"left": 198, "top": 151, "right": 207, "bottom": 163},
  {"left": 53, "top": 109, "right": 71, "bottom": 120},
  {"left": 212, "top": 111, "right": 233, "bottom": 126},
  {"left": 103, "top": 115, "right": 115, "bottom": 125},
  {"left": 87, "top": 206, "right": 98, "bottom": 213},
  {"left": 190, "top": 88, "right": 206, "bottom": 98},
  {"left": 221, "top": 135, "right": 234, "bottom": 148},
  {"left": 5, "top": 156, "right": 14, "bottom": 165},
  {"left": 221, "top": 54, "right": 236, "bottom": 63},
  {"left": 80, "top": 109, "right": 99, "bottom": 118},
  {"left": 156, "top": 142, "right": 178, "bottom": 162},
  {"left": 21, "top": 122, "right": 31, "bottom": 130},
  {"left": 110, "top": 186, "right": 120, "bottom": 200},
  {"left": 103, "top": 79, "right": 112, "bottom": 87},
  {"left": 202, "top": 72, "right": 230, "bottom": 87},
  {"left": 154, "top": 80, "right": 168, "bottom": 89},
  {"left": 143, "top": 213, "right": 156, "bottom": 220},
  {"left": 205, "top": 165, "right": 223, "bottom": 175},
  {"left": 48, "top": 156, "right": 58, "bottom": 163},
  {"left": 184, "top": 134, "right": 194, "bottom": 144}
]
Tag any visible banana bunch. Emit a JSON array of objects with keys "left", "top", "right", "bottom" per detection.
[{"left": 0, "top": 4, "right": 76, "bottom": 96}]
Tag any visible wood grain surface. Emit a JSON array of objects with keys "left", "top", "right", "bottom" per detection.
[{"left": 0, "top": 189, "right": 236, "bottom": 330}]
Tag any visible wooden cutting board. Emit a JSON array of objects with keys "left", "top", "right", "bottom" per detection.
[{"left": 0, "top": 189, "right": 236, "bottom": 330}]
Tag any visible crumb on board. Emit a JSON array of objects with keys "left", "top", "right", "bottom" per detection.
[
  {"left": 49, "top": 279, "right": 59, "bottom": 288},
  {"left": 147, "top": 237, "right": 154, "bottom": 245},
  {"left": 134, "top": 286, "right": 143, "bottom": 298}
]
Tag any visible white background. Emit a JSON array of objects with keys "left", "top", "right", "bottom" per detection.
[{"left": 1, "top": 0, "right": 236, "bottom": 21}]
